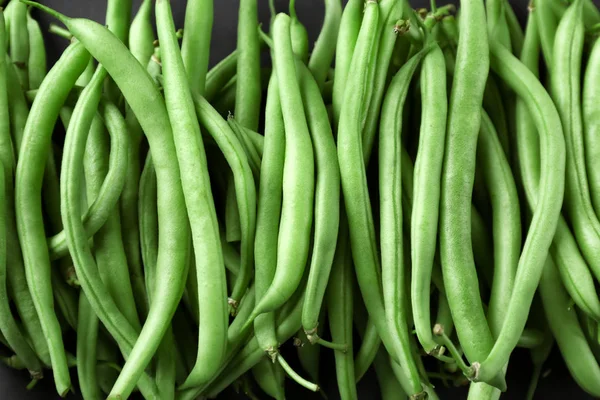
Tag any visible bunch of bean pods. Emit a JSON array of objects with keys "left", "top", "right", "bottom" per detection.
[{"left": 1, "top": 0, "right": 600, "bottom": 398}]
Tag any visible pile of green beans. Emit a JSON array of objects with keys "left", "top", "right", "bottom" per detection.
[{"left": 1, "top": 0, "right": 600, "bottom": 398}]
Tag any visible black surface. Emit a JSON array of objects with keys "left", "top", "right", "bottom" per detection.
[{"left": 0, "top": 0, "right": 596, "bottom": 399}]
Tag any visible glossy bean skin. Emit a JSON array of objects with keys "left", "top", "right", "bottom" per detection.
[
  {"left": 411, "top": 44, "right": 447, "bottom": 356},
  {"left": 338, "top": 1, "right": 410, "bottom": 387},
  {"left": 105, "top": 0, "right": 131, "bottom": 44},
  {"left": 181, "top": 0, "right": 213, "bottom": 94},
  {"left": 0, "top": 9, "right": 42, "bottom": 379},
  {"left": 9, "top": 1, "right": 29, "bottom": 89},
  {"left": 26, "top": 8, "right": 46, "bottom": 90},
  {"left": 15, "top": 42, "right": 90, "bottom": 396},
  {"left": 236, "top": 0, "right": 261, "bottom": 131},
  {"left": 308, "top": 0, "right": 342, "bottom": 89},
  {"left": 250, "top": 14, "right": 314, "bottom": 318},
  {"left": 205, "top": 50, "right": 238, "bottom": 102},
  {"left": 332, "top": 0, "right": 363, "bottom": 127},
  {"left": 24, "top": 4, "right": 190, "bottom": 399},
  {"left": 58, "top": 63, "right": 159, "bottom": 399},
  {"left": 326, "top": 215, "right": 358, "bottom": 400},
  {"left": 550, "top": 0, "right": 600, "bottom": 282},
  {"left": 477, "top": 111, "right": 521, "bottom": 339},
  {"left": 254, "top": 75, "right": 284, "bottom": 358},
  {"left": 121, "top": 0, "right": 154, "bottom": 320},
  {"left": 379, "top": 49, "right": 431, "bottom": 397},
  {"left": 539, "top": 257, "right": 600, "bottom": 397},
  {"left": 439, "top": 0, "right": 495, "bottom": 387},
  {"left": 86, "top": 101, "right": 140, "bottom": 331},
  {"left": 516, "top": 14, "right": 600, "bottom": 322},
  {"left": 584, "top": 38, "right": 600, "bottom": 218},
  {"left": 156, "top": 0, "right": 228, "bottom": 389},
  {"left": 472, "top": 37, "right": 565, "bottom": 387},
  {"left": 300, "top": 63, "right": 340, "bottom": 340},
  {"left": 76, "top": 293, "right": 101, "bottom": 400}
]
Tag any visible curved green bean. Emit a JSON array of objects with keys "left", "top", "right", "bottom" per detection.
[{"left": 308, "top": 0, "right": 342, "bottom": 89}]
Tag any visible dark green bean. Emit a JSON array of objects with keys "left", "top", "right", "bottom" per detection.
[
  {"left": 9, "top": 1, "right": 29, "bottom": 89},
  {"left": 26, "top": 8, "right": 46, "bottom": 90}
]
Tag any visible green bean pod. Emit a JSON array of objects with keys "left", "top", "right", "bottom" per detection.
[
  {"left": 23, "top": 4, "right": 190, "bottom": 398},
  {"left": 193, "top": 95, "right": 256, "bottom": 312},
  {"left": 86, "top": 101, "right": 140, "bottom": 331},
  {"left": 516, "top": 14, "right": 600, "bottom": 322},
  {"left": 308, "top": 0, "right": 342, "bottom": 89},
  {"left": 300, "top": 63, "right": 340, "bottom": 342},
  {"left": 129, "top": 0, "right": 154, "bottom": 67},
  {"left": 584, "top": 38, "right": 600, "bottom": 218},
  {"left": 251, "top": 358, "right": 286, "bottom": 400},
  {"left": 181, "top": 0, "right": 213, "bottom": 94},
  {"left": 15, "top": 41, "right": 91, "bottom": 396},
  {"left": 326, "top": 216, "right": 358, "bottom": 400},
  {"left": 77, "top": 293, "right": 101, "bottom": 400},
  {"left": 26, "top": 8, "right": 46, "bottom": 90},
  {"left": 472, "top": 37, "right": 566, "bottom": 387},
  {"left": 249, "top": 13, "right": 314, "bottom": 319},
  {"left": 236, "top": 0, "right": 261, "bottom": 131},
  {"left": 156, "top": 0, "right": 228, "bottom": 389},
  {"left": 477, "top": 111, "right": 521, "bottom": 338},
  {"left": 139, "top": 153, "right": 158, "bottom": 301},
  {"left": 550, "top": 0, "right": 600, "bottom": 282},
  {"left": 332, "top": 0, "right": 363, "bottom": 126},
  {"left": 379, "top": 48, "right": 430, "bottom": 397},
  {"left": 205, "top": 50, "right": 238, "bottom": 102},
  {"left": 254, "top": 75, "right": 284, "bottom": 358},
  {"left": 9, "top": 1, "right": 29, "bottom": 89},
  {"left": 539, "top": 257, "right": 600, "bottom": 397},
  {"left": 411, "top": 43, "right": 447, "bottom": 356}
]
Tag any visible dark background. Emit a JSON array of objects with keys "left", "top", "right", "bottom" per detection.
[{"left": 1, "top": 0, "right": 598, "bottom": 399}]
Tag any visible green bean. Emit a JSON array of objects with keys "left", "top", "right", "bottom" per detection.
[
  {"left": 221, "top": 227, "right": 241, "bottom": 276},
  {"left": 438, "top": 0, "right": 501, "bottom": 390},
  {"left": 251, "top": 358, "right": 285, "bottom": 400},
  {"left": 539, "top": 257, "right": 600, "bottom": 397},
  {"left": 411, "top": 43, "right": 446, "bottom": 356},
  {"left": 584, "top": 39, "right": 600, "bottom": 219},
  {"left": 0, "top": 9, "right": 42, "bottom": 379},
  {"left": 105, "top": 0, "right": 131, "bottom": 44},
  {"left": 46, "top": 108, "right": 131, "bottom": 261},
  {"left": 482, "top": 77, "right": 510, "bottom": 158},
  {"left": 58, "top": 62, "right": 160, "bottom": 400},
  {"left": 4, "top": 54, "right": 28, "bottom": 156},
  {"left": 326, "top": 215, "right": 358, "bottom": 400},
  {"left": 14, "top": 41, "right": 91, "bottom": 397},
  {"left": 332, "top": 0, "right": 363, "bottom": 126},
  {"left": 236, "top": 0, "right": 261, "bottom": 131},
  {"left": 253, "top": 75, "right": 283, "bottom": 361},
  {"left": 299, "top": 63, "right": 341, "bottom": 346},
  {"left": 172, "top": 307, "right": 198, "bottom": 374},
  {"left": 156, "top": 328, "right": 176, "bottom": 400},
  {"left": 122, "top": 0, "right": 154, "bottom": 319},
  {"left": 362, "top": 1, "right": 402, "bottom": 162},
  {"left": 0, "top": 161, "right": 42, "bottom": 378},
  {"left": 354, "top": 319, "right": 380, "bottom": 382},
  {"left": 308, "top": 0, "right": 342, "bottom": 89},
  {"left": 25, "top": 4, "right": 191, "bottom": 398},
  {"left": 26, "top": 8, "right": 46, "bottom": 90},
  {"left": 583, "top": 0, "right": 600, "bottom": 28},
  {"left": 516, "top": 14, "right": 600, "bottom": 322},
  {"left": 296, "top": 327, "right": 321, "bottom": 384},
  {"left": 535, "top": 0, "right": 561, "bottom": 70},
  {"left": 477, "top": 111, "right": 521, "bottom": 338},
  {"left": 550, "top": 0, "right": 600, "bottom": 282},
  {"left": 374, "top": 348, "right": 408, "bottom": 400},
  {"left": 503, "top": 0, "right": 524, "bottom": 56},
  {"left": 379, "top": 46, "right": 432, "bottom": 397},
  {"left": 139, "top": 153, "right": 158, "bottom": 301},
  {"left": 181, "top": 0, "right": 213, "bottom": 94},
  {"left": 156, "top": 0, "right": 228, "bottom": 389},
  {"left": 9, "top": 1, "right": 28, "bottom": 89},
  {"left": 228, "top": 116, "right": 261, "bottom": 181},
  {"left": 50, "top": 269, "right": 78, "bottom": 330},
  {"left": 339, "top": 1, "right": 414, "bottom": 390},
  {"left": 248, "top": 13, "right": 313, "bottom": 321},
  {"left": 470, "top": 37, "right": 566, "bottom": 388},
  {"left": 77, "top": 293, "right": 101, "bottom": 400},
  {"left": 290, "top": 0, "right": 309, "bottom": 62},
  {"left": 224, "top": 174, "right": 242, "bottom": 243},
  {"left": 205, "top": 50, "right": 238, "bottom": 102},
  {"left": 129, "top": 0, "right": 154, "bottom": 67},
  {"left": 192, "top": 94, "right": 256, "bottom": 312},
  {"left": 486, "top": 0, "right": 511, "bottom": 51},
  {"left": 86, "top": 101, "right": 140, "bottom": 331}
]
